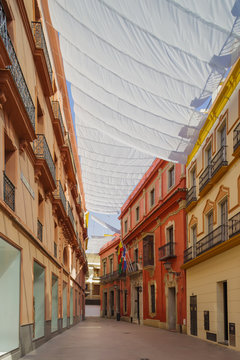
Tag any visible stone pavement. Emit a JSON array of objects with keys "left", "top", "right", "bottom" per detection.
[{"left": 22, "top": 317, "right": 239, "bottom": 360}]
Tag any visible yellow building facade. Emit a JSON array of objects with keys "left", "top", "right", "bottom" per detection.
[
  {"left": 0, "top": 0, "right": 88, "bottom": 358},
  {"left": 183, "top": 59, "right": 240, "bottom": 350}
]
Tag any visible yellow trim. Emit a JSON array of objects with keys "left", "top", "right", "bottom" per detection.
[{"left": 186, "top": 58, "right": 240, "bottom": 166}]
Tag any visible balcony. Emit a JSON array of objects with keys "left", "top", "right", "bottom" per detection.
[
  {"left": 100, "top": 271, "right": 119, "bottom": 284},
  {"left": 199, "top": 165, "right": 212, "bottom": 194},
  {"left": 186, "top": 186, "right": 197, "bottom": 209},
  {"left": 67, "top": 201, "right": 75, "bottom": 230},
  {"left": 184, "top": 246, "right": 193, "bottom": 263},
  {"left": 0, "top": 2, "right": 35, "bottom": 141},
  {"left": 52, "top": 101, "right": 65, "bottom": 146},
  {"left": 211, "top": 146, "right": 228, "bottom": 179},
  {"left": 31, "top": 21, "right": 53, "bottom": 96},
  {"left": 196, "top": 225, "right": 228, "bottom": 257},
  {"left": 126, "top": 261, "right": 142, "bottom": 275},
  {"left": 37, "top": 219, "right": 43, "bottom": 242},
  {"left": 229, "top": 212, "right": 240, "bottom": 239},
  {"left": 158, "top": 242, "right": 176, "bottom": 261},
  {"left": 3, "top": 171, "right": 15, "bottom": 211},
  {"left": 233, "top": 123, "right": 240, "bottom": 156},
  {"left": 61, "top": 133, "right": 77, "bottom": 186},
  {"left": 33, "top": 134, "right": 56, "bottom": 192},
  {"left": 53, "top": 180, "right": 66, "bottom": 219}
]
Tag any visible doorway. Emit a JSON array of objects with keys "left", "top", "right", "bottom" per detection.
[
  {"left": 104, "top": 292, "right": 107, "bottom": 316},
  {"left": 190, "top": 295, "right": 197, "bottom": 336},
  {"left": 217, "top": 281, "right": 228, "bottom": 344},
  {"left": 33, "top": 262, "right": 45, "bottom": 339},
  {"left": 168, "top": 287, "right": 176, "bottom": 330},
  {"left": 110, "top": 290, "right": 114, "bottom": 317}
]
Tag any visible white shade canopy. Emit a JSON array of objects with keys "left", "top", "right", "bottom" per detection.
[{"left": 48, "top": 0, "right": 240, "bottom": 213}]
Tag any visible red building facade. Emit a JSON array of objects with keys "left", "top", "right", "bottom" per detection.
[{"left": 100, "top": 159, "right": 187, "bottom": 331}]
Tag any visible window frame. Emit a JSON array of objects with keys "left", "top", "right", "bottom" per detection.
[{"left": 168, "top": 165, "right": 175, "bottom": 190}]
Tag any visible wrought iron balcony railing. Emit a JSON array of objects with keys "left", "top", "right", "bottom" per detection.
[
  {"left": 196, "top": 225, "right": 228, "bottom": 257},
  {"left": 158, "top": 242, "right": 175, "bottom": 260},
  {"left": 37, "top": 219, "right": 43, "bottom": 242},
  {"left": 186, "top": 186, "right": 197, "bottom": 207},
  {"left": 184, "top": 246, "right": 193, "bottom": 263},
  {"left": 67, "top": 201, "right": 75, "bottom": 230},
  {"left": 52, "top": 101, "right": 65, "bottom": 138},
  {"left": 233, "top": 122, "right": 240, "bottom": 153},
  {"left": 3, "top": 171, "right": 15, "bottom": 211},
  {"left": 0, "top": 2, "right": 35, "bottom": 130},
  {"left": 211, "top": 146, "right": 227, "bottom": 177},
  {"left": 127, "top": 261, "right": 142, "bottom": 274},
  {"left": 31, "top": 21, "right": 53, "bottom": 82},
  {"left": 199, "top": 165, "right": 212, "bottom": 193},
  {"left": 229, "top": 211, "right": 240, "bottom": 239},
  {"left": 54, "top": 180, "right": 66, "bottom": 211},
  {"left": 33, "top": 134, "right": 56, "bottom": 183},
  {"left": 100, "top": 270, "right": 119, "bottom": 282}
]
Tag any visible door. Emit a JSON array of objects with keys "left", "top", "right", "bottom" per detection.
[
  {"left": 190, "top": 295, "right": 197, "bottom": 336},
  {"left": 221, "top": 199, "right": 228, "bottom": 241},
  {"left": 104, "top": 292, "right": 107, "bottom": 316},
  {"left": 136, "top": 287, "right": 140, "bottom": 324},
  {"left": 168, "top": 287, "right": 176, "bottom": 330}
]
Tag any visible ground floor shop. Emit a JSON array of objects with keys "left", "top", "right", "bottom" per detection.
[
  {"left": 0, "top": 210, "right": 85, "bottom": 360},
  {"left": 186, "top": 244, "right": 240, "bottom": 351}
]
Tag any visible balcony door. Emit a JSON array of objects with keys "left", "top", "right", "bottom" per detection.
[{"left": 221, "top": 199, "right": 228, "bottom": 241}]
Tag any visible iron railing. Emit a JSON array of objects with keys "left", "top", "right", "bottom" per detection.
[
  {"left": 0, "top": 2, "right": 35, "bottom": 130},
  {"left": 127, "top": 261, "right": 142, "bottom": 274},
  {"left": 37, "top": 219, "right": 43, "bottom": 242},
  {"left": 233, "top": 122, "right": 240, "bottom": 153},
  {"left": 199, "top": 165, "right": 212, "bottom": 193},
  {"left": 3, "top": 171, "right": 15, "bottom": 211},
  {"left": 33, "top": 134, "right": 56, "bottom": 183},
  {"left": 186, "top": 186, "right": 197, "bottom": 207},
  {"left": 54, "top": 180, "right": 66, "bottom": 211},
  {"left": 67, "top": 201, "right": 75, "bottom": 229},
  {"left": 100, "top": 271, "right": 119, "bottom": 283},
  {"left": 184, "top": 246, "right": 193, "bottom": 263},
  {"left": 211, "top": 146, "right": 227, "bottom": 177},
  {"left": 31, "top": 21, "right": 53, "bottom": 82},
  {"left": 196, "top": 225, "right": 228, "bottom": 256},
  {"left": 229, "top": 211, "right": 240, "bottom": 239},
  {"left": 158, "top": 242, "right": 175, "bottom": 260},
  {"left": 52, "top": 101, "right": 65, "bottom": 137}
]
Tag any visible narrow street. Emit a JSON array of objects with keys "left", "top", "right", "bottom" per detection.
[{"left": 22, "top": 318, "right": 239, "bottom": 360}]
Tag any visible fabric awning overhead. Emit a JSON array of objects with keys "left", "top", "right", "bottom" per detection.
[{"left": 48, "top": 0, "right": 240, "bottom": 213}]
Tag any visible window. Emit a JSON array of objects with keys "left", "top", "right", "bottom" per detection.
[
  {"left": 134, "top": 248, "right": 139, "bottom": 264},
  {"left": 109, "top": 257, "right": 113, "bottom": 274},
  {"left": 168, "top": 166, "right": 175, "bottom": 189},
  {"left": 167, "top": 226, "right": 174, "bottom": 243},
  {"left": 94, "top": 268, "right": 100, "bottom": 277},
  {"left": 206, "top": 146, "right": 212, "bottom": 167},
  {"left": 191, "top": 167, "right": 196, "bottom": 187},
  {"left": 124, "top": 220, "right": 128, "bottom": 234},
  {"left": 103, "top": 260, "right": 106, "bottom": 276},
  {"left": 207, "top": 211, "right": 213, "bottom": 234},
  {"left": 150, "top": 284, "right": 156, "bottom": 314},
  {"left": 220, "top": 124, "right": 226, "bottom": 147},
  {"left": 136, "top": 206, "right": 140, "bottom": 222},
  {"left": 63, "top": 247, "right": 68, "bottom": 267},
  {"left": 54, "top": 242, "right": 57, "bottom": 258},
  {"left": 221, "top": 198, "right": 228, "bottom": 240},
  {"left": 143, "top": 235, "right": 154, "bottom": 266},
  {"left": 150, "top": 188, "right": 155, "bottom": 207}
]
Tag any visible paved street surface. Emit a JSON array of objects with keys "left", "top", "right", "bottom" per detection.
[
  {"left": 85, "top": 305, "right": 100, "bottom": 317},
  {"left": 22, "top": 317, "right": 239, "bottom": 360}
]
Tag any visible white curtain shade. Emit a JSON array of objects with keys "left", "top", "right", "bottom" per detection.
[{"left": 48, "top": 0, "right": 240, "bottom": 213}]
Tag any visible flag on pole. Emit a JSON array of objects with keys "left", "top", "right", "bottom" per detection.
[
  {"left": 118, "top": 240, "right": 123, "bottom": 274},
  {"left": 122, "top": 245, "right": 127, "bottom": 271}
]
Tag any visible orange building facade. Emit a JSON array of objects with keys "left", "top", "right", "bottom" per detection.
[
  {"left": 100, "top": 159, "right": 187, "bottom": 332},
  {"left": 0, "top": 0, "right": 87, "bottom": 358}
]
